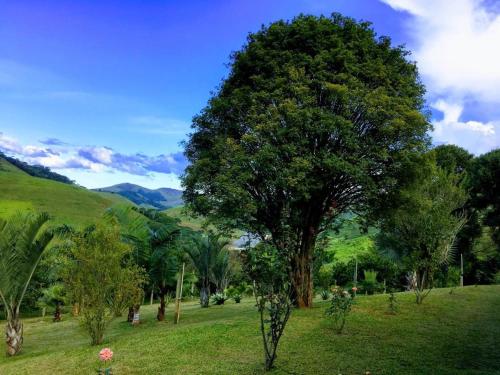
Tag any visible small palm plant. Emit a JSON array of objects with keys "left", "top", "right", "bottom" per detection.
[
  {"left": 186, "top": 233, "right": 229, "bottom": 308},
  {"left": 0, "top": 212, "right": 54, "bottom": 356},
  {"left": 37, "top": 283, "right": 67, "bottom": 322}
]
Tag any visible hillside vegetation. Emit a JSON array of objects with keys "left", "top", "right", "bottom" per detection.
[
  {"left": 0, "top": 286, "right": 498, "bottom": 374},
  {"left": 0, "top": 157, "right": 133, "bottom": 226},
  {"left": 94, "top": 183, "right": 183, "bottom": 210}
]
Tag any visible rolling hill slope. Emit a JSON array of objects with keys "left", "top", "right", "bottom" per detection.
[
  {"left": 0, "top": 157, "right": 134, "bottom": 226},
  {"left": 94, "top": 183, "right": 183, "bottom": 209}
]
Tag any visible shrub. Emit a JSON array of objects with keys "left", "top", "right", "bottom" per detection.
[
  {"left": 387, "top": 292, "right": 398, "bottom": 314},
  {"left": 320, "top": 289, "right": 330, "bottom": 300},
  {"left": 325, "top": 288, "right": 353, "bottom": 334},
  {"left": 361, "top": 270, "right": 382, "bottom": 295},
  {"left": 211, "top": 293, "right": 228, "bottom": 305},
  {"left": 64, "top": 223, "right": 144, "bottom": 345},
  {"left": 243, "top": 244, "right": 292, "bottom": 371},
  {"left": 233, "top": 294, "right": 242, "bottom": 303}
]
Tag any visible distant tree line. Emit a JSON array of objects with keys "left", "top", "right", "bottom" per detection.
[{"left": 0, "top": 152, "right": 74, "bottom": 185}]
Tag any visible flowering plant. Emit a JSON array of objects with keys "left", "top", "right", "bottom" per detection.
[
  {"left": 97, "top": 348, "right": 113, "bottom": 375},
  {"left": 325, "top": 288, "right": 353, "bottom": 334}
]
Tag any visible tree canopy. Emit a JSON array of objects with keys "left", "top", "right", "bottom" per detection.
[{"left": 183, "top": 13, "right": 431, "bottom": 306}]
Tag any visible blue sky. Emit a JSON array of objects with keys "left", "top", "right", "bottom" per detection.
[{"left": 0, "top": 0, "right": 499, "bottom": 189}]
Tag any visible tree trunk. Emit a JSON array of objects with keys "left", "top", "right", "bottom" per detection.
[
  {"left": 53, "top": 303, "right": 61, "bottom": 322},
  {"left": 157, "top": 294, "right": 166, "bottom": 321},
  {"left": 290, "top": 231, "right": 316, "bottom": 308},
  {"left": 127, "top": 306, "right": 134, "bottom": 322},
  {"left": 5, "top": 313, "right": 23, "bottom": 356},
  {"left": 72, "top": 302, "right": 80, "bottom": 317},
  {"left": 200, "top": 285, "right": 209, "bottom": 308}
]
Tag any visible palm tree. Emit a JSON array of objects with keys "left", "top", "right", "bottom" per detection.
[
  {"left": 0, "top": 212, "right": 54, "bottom": 356},
  {"left": 186, "top": 233, "right": 229, "bottom": 307},
  {"left": 149, "top": 213, "right": 182, "bottom": 321},
  {"left": 37, "top": 283, "right": 67, "bottom": 322},
  {"left": 211, "top": 249, "right": 232, "bottom": 293}
]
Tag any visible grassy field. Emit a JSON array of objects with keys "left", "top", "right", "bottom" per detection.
[
  {"left": 0, "top": 286, "right": 499, "bottom": 374},
  {"left": 0, "top": 157, "right": 133, "bottom": 227}
]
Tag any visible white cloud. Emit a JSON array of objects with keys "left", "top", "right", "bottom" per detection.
[
  {"left": 432, "top": 99, "right": 499, "bottom": 154},
  {"left": 382, "top": 0, "right": 500, "bottom": 102},
  {"left": 382, "top": 0, "right": 500, "bottom": 153},
  {"left": 0, "top": 132, "right": 187, "bottom": 185}
]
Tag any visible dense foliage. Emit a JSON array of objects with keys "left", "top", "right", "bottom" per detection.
[
  {"left": 63, "top": 223, "right": 144, "bottom": 345},
  {"left": 0, "top": 212, "right": 54, "bottom": 356},
  {"left": 377, "top": 161, "right": 468, "bottom": 303},
  {"left": 183, "top": 13, "right": 430, "bottom": 307}
]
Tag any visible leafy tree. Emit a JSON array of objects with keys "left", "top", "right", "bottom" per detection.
[
  {"left": 468, "top": 149, "right": 500, "bottom": 248},
  {"left": 63, "top": 223, "right": 140, "bottom": 345},
  {"left": 433, "top": 144, "right": 473, "bottom": 175},
  {"left": 183, "top": 13, "right": 430, "bottom": 307},
  {"left": 0, "top": 211, "right": 54, "bottom": 356},
  {"left": 377, "top": 163, "right": 467, "bottom": 303},
  {"left": 104, "top": 205, "right": 151, "bottom": 321},
  {"left": 465, "top": 149, "right": 500, "bottom": 282},
  {"left": 243, "top": 243, "right": 292, "bottom": 371},
  {"left": 186, "top": 233, "right": 229, "bottom": 307}
]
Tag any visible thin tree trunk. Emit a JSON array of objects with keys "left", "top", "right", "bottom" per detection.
[
  {"left": 157, "top": 294, "right": 166, "bottom": 321},
  {"left": 72, "top": 302, "right": 80, "bottom": 317},
  {"left": 5, "top": 311, "right": 23, "bottom": 356},
  {"left": 127, "top": 306, "right": 134, "bottom": 322},
  {"left": 200, "top": 285, "right": 209, "bottom": 308},
  {"left": 53, "top": 303, "right": 61, "bottom": 322}
]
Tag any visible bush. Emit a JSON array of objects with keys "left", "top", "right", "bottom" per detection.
[
  {"left": 387, "top": 292, "right": 398, "bottom": 314},
  {"left": 64, "top": 223, "right": 144, "bottom": 345},
  {"left": 233, "top": 294, "right": 242, "bottom": 303},
  {"left": 211, "top": 293, "right": 228, "bottom": 305},
  {"left": 361, "top": 270, "right": 382, "bottom": 295},
  {"left": 243, "top": 243, "right": 292, "bottom": 371},
  {"left": 320, "top": 289, "right": 330, "bottom": 300},
  {"left": 325, "top": 288, "right": 353, "bottom": 334}
]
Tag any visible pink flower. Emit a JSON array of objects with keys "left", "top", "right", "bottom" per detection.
[
  {"left": 352, "top": 287, "right": 358, "bottom": 292},
  {"left": 99, "top": 348, "right": 113, "bottom": 362}
]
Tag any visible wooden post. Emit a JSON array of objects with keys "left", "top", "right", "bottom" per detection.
[
  {"left": 174, "top": 263, "right": 185, "bottom": 324},
  {"left": 150, "top": 286, "right": 154, "bottom": 305},
  {"left": 353, "top": 257, "right": 358, "bottom": 297},
  {"left": 460, "top": 253, "right": 464, "bottom": 287}
]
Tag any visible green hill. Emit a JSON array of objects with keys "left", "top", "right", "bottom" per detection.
[
  {"left": 94, "top": 183, "right": 183, "bottom": 210},
  {"left": 164, "top": 205, "right": 207, "bottom": 230},
  {"left": 0, "top": 157, "right": 133, "bottom": 227}
]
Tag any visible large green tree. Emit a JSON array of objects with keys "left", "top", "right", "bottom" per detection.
[
  {"left": 468, "top": 149, "right": 500, "bottom": 247},
  {"left": 0, "top": 212, "right": 54, "bottom": 356},
  {"left": 183, "top": 14, "right": 430, "bottom": 306},
  {"left": 466, "top": 149, "right": 500, "bottom": 282},
  {"left": 377, "top": 161, "right": 467, "bottom": 303}
]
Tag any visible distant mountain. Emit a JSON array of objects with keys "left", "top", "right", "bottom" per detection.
[{"left": 94, "top": 183, "right": 183, "bottom": 209}]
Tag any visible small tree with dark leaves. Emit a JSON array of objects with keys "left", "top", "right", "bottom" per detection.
[{"left": 244, "top": 244, "right": 292, "bottom": 371}]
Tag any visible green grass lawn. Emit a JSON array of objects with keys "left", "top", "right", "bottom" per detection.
[{"left": 1, "top": 286, "right": 499, "bottom": 374}]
